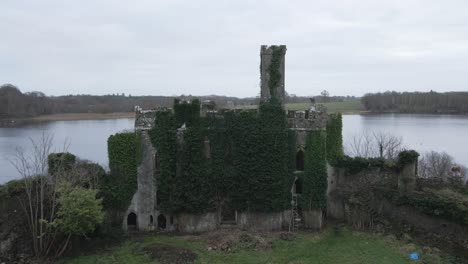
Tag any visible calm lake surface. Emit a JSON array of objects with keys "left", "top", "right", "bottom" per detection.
[
  {"left": 1, "top": 114, "right": 467, "bottom": 184},
  {"left": 0, "top": 119, "right": 134, "bottom": 184}
]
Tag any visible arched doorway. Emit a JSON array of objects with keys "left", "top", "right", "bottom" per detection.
[
  {"left": 296, "top": 150, "right": 305, "bottom": 171},
  {"left": 158, "top": 214, "right": 167, "bottom": 229},
  {"left": 294, "top": 178, "right": 303, "bottom": 194},
  {"left": 127, "top": 212, "right": 137, "bottom": 229}
]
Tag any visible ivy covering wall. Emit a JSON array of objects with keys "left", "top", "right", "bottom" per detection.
[
  {"left": 302, "top": 130, "right": 328, "bottom": 210},
  {"left": 267, "top": 46, "right": 285, "bottom": 98},
  {"left": 147, "top": 98, "right": 293, "bottom": 214},
  {"left": 326, "top": 113, "right": 343, "bottom": 162},
  {"left": 102, "top": 132, "right": 138, "bottom": 210},
  {"left": 149, "top": 111, "right": 177, "bottom": 213}
]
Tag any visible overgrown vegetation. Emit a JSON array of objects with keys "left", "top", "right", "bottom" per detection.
[
  {"left": 2, "top": 134, "right": 105, "bottom": 260},
  {"left": 267, "top": 46, "right": 285, "bottom": 98},
  {"left": 397, "top": 150, "right": 420, "bottom": 168},
  {"left": 147, "top": 98, "right": 292, "bottom": 214},
  {"left": 102, "top": 132, "right": 138, "bottom": 210},
  {"left": 385, "top": 188, "right": 468, "bottom": 226},
  {"left": 48, "top": 153, "right": 76, "bottom": 175},
  {"left": 148, "top": 110, "right": 177, "bottom": 213},
  {"left": 51, "top": 185, "right": 104, "bottom": 256},
  {"left": 326, "top": 113, "right": 343, "bottom": 162},
  {"left": 302, "top": 130, "right": 328, "bottom": 210}
]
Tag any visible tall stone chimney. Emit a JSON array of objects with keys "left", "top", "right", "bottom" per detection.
[{"left": 260, "top": 45, "right": 287, "bottom": 103}]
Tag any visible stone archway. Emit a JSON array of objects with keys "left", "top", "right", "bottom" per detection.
[
  {"left": 158, "top": 214, "right": 167, "bottom": 229},
  {"left": 127, "top": 212, "right": 137, "bottom": 229},
  {"left": 294, "top": 178, "right": 303, "bottom": 194}
]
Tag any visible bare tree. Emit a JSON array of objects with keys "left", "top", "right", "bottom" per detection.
[
  {"left": 10, "top": 134, "right": 60, "bottom": 257},
  {"left": 418, "top": 151, "right": 453, "bottom": 181},
  {"left": 345, "top": 131, "right": 404, "bottom": 160},
  {"left": 347, "top": 132, "right": 375, "bottom": 158},
  {"left": 372, "top": 131, "right": 403, "bottom": 160}
]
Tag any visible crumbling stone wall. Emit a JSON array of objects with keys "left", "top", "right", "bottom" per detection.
[{"left": 123, "top": 131, "right": 157, "bottom": 231}]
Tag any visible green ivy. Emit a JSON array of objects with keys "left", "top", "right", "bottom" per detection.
[
  {"left": 268, "top": 46, "right": 285, "bottom": 99},
  {"left": 326, "top": 113, "right": 343, "bottom": 162},
  {"left": 102, "top": 132, "right": 138, "bottom": 210},
  {"left": 302, "top": 130, "right": 328, "bottom": 210},
  {"left": 385, "top": 188, "right": 468, "bottom": 225},
  {"left": 397, "top": 150, "right": 419, "bottom": 168},
  {"left": 332, "top": 155, "right": 396, "bottom": 174},
  {"left": 48, "top": 152, "right": 76, "bottom": 175},
  {"left": 173, "top": 98, "right": 200, "bottom": 127},
  {"left": 149, "top": 98, "right": 292, "bottom": 214},
  {"left": 149, "top": 111, "right": 177, "bottom": 213}
]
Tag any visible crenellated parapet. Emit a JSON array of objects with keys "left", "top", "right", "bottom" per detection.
[
  {"left": 134, "top": 106, "right": 171, "bottom": 130},
  {"left": 287, "top": 105, "right": 328, "bottom": 131}
]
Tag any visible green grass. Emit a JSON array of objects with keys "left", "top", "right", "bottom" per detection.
[
  {"left": 234, "top": 100, "right": 364, "bottom": 114},
  {"left": 61, "top": 229, "right": 422, "bottom": 264}
]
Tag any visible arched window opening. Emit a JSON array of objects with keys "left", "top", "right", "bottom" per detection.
[
  {"left": 127, "top": 212, "right": 137, "bottom": 228},
  {"left": 296, "top": 150, "right": 305, "bottom": 171},
  {"left": 150, "top": 215, "right": 154, "bottom": 225},
  {"left": 170, "top": 216, "right": 174, "bottom": 225},
  {"left": 294, "top": 178, "right": 303, "bottom": 194},
  {"left": 158, "top": 214, "right": 167, "bottom": 229}
]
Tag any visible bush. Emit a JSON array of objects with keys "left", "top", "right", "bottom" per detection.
[
  {"left": 53, "top": 186, "right": 104, "bottom": 236},
  {"left": 389, "top": 188, "right": 468, "bottom": 225},
  {"left": 48, "top": 152, "right": 76, "bottom": 175},
  {"left": 332, "top": 155, "right": 394, "bottom": 174}
]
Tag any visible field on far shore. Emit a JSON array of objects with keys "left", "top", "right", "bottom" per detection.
[
  {"left": 234, "top": 100, "right": 364, "bottom": 114},
  {"left": 2, "top": 100, "right": 363, "bottom": 125},
  {"left": 60, "top": 228, "right": 447, "bottom": 264}
]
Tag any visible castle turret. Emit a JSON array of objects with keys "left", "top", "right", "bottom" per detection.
[{"left": 260, "top": 45, "right": 287, "bottom": 103}]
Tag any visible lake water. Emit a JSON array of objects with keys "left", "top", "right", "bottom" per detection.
[
  {"left": 0, "top": 119, "right": 135, "bottom": 184},
  {"left": 1, "top": 114, "right": 467, "bottom": 184},
  {"left": 343, "top": 114, "right": 468, "bottom": 166}
]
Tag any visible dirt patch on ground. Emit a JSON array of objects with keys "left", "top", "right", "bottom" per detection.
[
  {"left": 143, "top": 243, "right": 197, "bottom": 264},
  {"left": 186, "top": 230, "right": 288, "bottom": 253}
]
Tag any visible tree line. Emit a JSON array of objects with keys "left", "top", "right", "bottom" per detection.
[
  {"left": 0, "top": 84, "right": 257, "bottom": 119},
  {"left": 362, "top": 91, "right": 468, "bottom": 114},
  {"left": 1, "top": 84, "right": 355, "bottom": 119}
]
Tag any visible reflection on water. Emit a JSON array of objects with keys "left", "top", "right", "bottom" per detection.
[
  {"left": 0, "top": 119, "right": 134, "bottom": 184},
  {"left": 1, "top": 114, "right": 467, "bottom": 184},
  {"left": 343, "top": 114, "right": 468, "bottom": 166}
]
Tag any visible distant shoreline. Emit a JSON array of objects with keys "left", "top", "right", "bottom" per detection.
[
  {"left": 0, "top": 112, "right": 135, "bottom": 127},
  {"left": 31, "top": 112, "right": 135, "bottom": 121}
]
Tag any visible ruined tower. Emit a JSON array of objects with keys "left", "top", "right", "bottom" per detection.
[{"left": 260, "top": 45, "right": 287, "bottom": 103}]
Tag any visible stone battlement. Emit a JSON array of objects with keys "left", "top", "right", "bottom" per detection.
[
  {"left": 287, "top": 105, "right": 328, "bottom": 130},
  {"left": 134, "top": 106, "right": 170, "bottom": 130}
]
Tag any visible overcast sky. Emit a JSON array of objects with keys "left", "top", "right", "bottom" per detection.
[{"left": 1, "top": 0, "right": 468, "bottom": 97}]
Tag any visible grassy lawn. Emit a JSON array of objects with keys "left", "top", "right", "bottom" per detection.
[
  {"left": 234, "top": 100, "right": 364, "bottom": 114},
  {"left": 61, "top": 229, "right": 426, "bottom": 264}
]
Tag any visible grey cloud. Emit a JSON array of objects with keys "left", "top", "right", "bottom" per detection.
[{"left": 1, "top": 0, "right": 467, "bottom": 97}]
